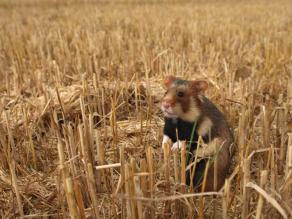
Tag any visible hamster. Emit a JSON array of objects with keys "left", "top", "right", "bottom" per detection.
[{"left": 161, "top": 75, "right": 234, "bottom": 191}]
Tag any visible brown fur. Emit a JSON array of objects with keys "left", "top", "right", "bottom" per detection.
[{"left": 197, "top": 140, "right": 231, "bottom": 191}]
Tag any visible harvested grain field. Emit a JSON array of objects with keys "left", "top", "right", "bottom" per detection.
[{"left": 0, "top": 0, "right": 292, "bottom": 218}]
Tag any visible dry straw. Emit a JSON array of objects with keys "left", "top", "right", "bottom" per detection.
[{"left": 1, "top": 0, "right": 292, "bottom": 218}]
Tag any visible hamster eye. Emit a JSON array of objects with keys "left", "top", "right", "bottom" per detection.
[{"left": 177, "top": 91, "right": 184, "bottom": 97}]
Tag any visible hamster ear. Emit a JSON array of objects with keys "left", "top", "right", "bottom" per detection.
[
  {"left": 190, "top": 80, "right": 208, "bottom": 93},
  {"left": 163, "top": 75, "right": 176, "bottom": 89}
]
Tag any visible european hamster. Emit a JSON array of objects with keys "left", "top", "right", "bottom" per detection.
[{"left": 161, "top": 75, "right": 233, "bottom": 191}]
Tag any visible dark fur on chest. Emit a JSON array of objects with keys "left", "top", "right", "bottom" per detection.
[
  {"left": 163, "top": 117, "right": 208, "bottom": 189},
  {"left": 163, "top": 117, "right": 209, "bottom": 152}
]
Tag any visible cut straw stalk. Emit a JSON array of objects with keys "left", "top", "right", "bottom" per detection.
[
  {"left": 22, "top": 106, "right": 37, "bottom": 169},
  {"left": 57, "top": 140, "right": 78, "bottom": 219},
  {"left": 180, "top": 141, "right": 186, "bottom": 191},
  {"left": 96, "top": 130, "right": 105, "bottom": 191},
  {"left": 110, "top": 96, "right": 119, "bottom": 162},
  {"left": 139, "top": 159, "right": 148, "bottom": 196},
  {"left": 255, "top": 170, "right": 268, "bottom": 219},
  {"left": 5, "top": 112, "right": 24, "bottom": 218},
  {"left": 146, "top": 147, "right": 155, "bottom": 218},
  {"left": 9, "top": 159, "right": 24, "bottom": 218},
  {"left": 242, "top": 158, "right": 251, "bottom": 219},
  {"left": 237, "top": 105, "right": 247, "bottom": 199},
  {"left": 163, "top": 142, "right": 171, "bottom": 218},
  {"left": 130, "top": 158, "right": 138, "bottom": 218},
  {"left": 270, "top": 144, "right": 276, "bottom": 190},
  {"left": 78, "top": 126, "right": 100, "bottom": 218},
  {"left": 65, "top": 125, "right": 77, "bottom": 177},
  {"left": 281, "top": 133, "right": 292, "bottom": 199},
  {"left": 173, "top": 149, "right": 180, "bottom": 218},
  {"left": 135, "top": 182, "right": 144, "bottom": 219},
  {"left": 88, "top": 114, "right": 95, "bottom": 162},
  {"left": 247, "top": 148, "right": 279, "bottom": 160},
  {"left": 131, "top": 158, "right": 143, "bottom": 219},
  {"left": 120, "top": 145, "right": 126, "bottom": 218},
  {"left": 246, "top": 182, "right": 288, "bottom": 219},
  {"left": 198, "top": 160, "right": 210, "bottom": 219},
  {"left": 87, "top": 163, "right": 100, "bottom": 219},
  {"left": 73, "top": 180, "right": 86, "bottom": 219},
  {"left": 163, "top": 142, "right": 170, "bottom": 183},
  {"left": 179, "top": 141, "right": 189, "bottom": 218},
  {"left": 288, "top": 76, "right": 292, "bottom": 106},
  {"left": 238, "top": 105, "right": 246, "bottom": 161},
  {"left": 276, "top": 106, "right": 287, "bottom": 173},
  {"left": 286, "top": 133, "right": 292, "bottom": 177},
  {"left": 222, "top": 179, "right": 230, "bottom": 219},
  {"left": 125, "top": 163, "right": 136, "bottom": 218},
  {"left": 173, "top": 150, "right": 179, "bottom": 183},
  {"left": 213, "top": 140, "right": 219, "bottom": 191},
  {"left": 80, "top": 99, "right": 95, "bottom": 166},
  {"left": 213, "top": 140, "right": 219, "bottom": 219},
  {"left": 95, "top": 163, "right": 121, "bottom": 170},
  {"left": 139, "top": 159, "right": 149, "bottom": 218},
  {"left": 262, "top": 103, "right": 271, "bottom": 159}
]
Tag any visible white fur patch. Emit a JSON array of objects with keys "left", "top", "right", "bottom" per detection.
[
  {"left": 197, "top": 117, "right": 213, "bottom": 136},
  {"left": 162, "top": 135, "right": 172, "bottom": 148},
  {"left": 198, "top": 94, "right": 205, "bottom": 103},
  {"left": 196, "top": 138, "right": 224, "bottom": 158},
  {"left": 171, "top": 140, "right": 183, "bottom": 151},
  {"left": 180, "top": 98, "right": 201, "bottom": 122}
]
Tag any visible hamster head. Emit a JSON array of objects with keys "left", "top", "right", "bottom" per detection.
[{"left": 161, "top": 75, "right": 208, "bottom": 122}]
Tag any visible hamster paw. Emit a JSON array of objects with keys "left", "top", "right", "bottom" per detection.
[{"left": 171, "top": 141, "right": 182, "bottom": 151}]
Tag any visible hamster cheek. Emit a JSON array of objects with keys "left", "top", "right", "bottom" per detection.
[{"left": 172, "top": 103, "right": 183, "bottom": 117}]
